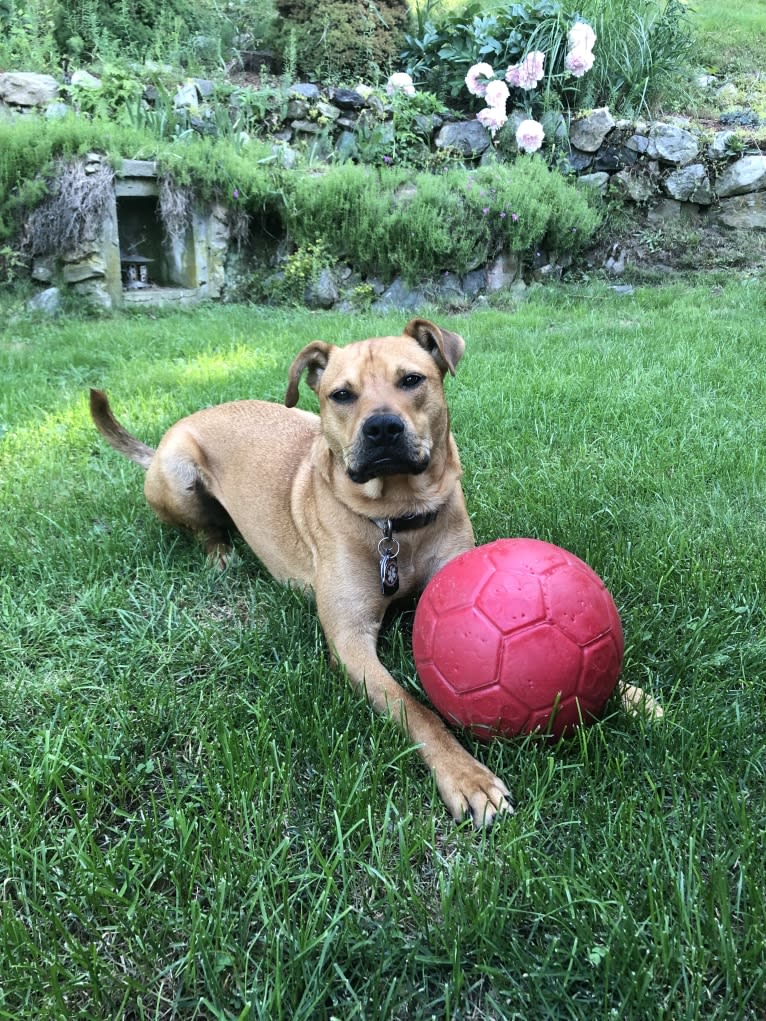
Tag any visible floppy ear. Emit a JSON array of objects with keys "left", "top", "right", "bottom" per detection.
[
  {"left": 403, "top": 318, "right": 466, "bottom": 377},
  {"left": 285, "top": 341, "right": 333, "bottom": 407}
]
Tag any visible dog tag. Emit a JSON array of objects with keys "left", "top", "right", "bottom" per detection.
[
  {"left": 378, "top": 522, "right": 400, "bottom": 597},
  {"left": 380, "top": 549, "right": 400, "bottom": 597}
]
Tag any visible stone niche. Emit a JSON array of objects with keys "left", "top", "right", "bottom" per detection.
[{"left": 33, "top": 156, "right": 231, "bottom": 309}]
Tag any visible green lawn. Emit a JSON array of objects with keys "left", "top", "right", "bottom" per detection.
[
  {"left": 691, "top": 0, "right": 766, "bottom": 69},
  {"left": 1, "top": 282, "right": 765, "bottom": 1019}
]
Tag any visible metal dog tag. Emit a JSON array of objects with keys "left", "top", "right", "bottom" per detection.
[{"left": 378, "top": 521, "right": 400, "bottom": 597}]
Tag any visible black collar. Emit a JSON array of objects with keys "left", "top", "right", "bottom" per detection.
[{"left": 372, "top": 510, "right": 439, "bottom": 533}]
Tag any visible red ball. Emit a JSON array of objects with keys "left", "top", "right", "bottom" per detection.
[{"left": 413, "top": 538, "right": 624, "bottom": 740}]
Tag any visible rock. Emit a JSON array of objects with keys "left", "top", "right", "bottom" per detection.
[
  {"left": 664, "top": 164, "right": 712, "bottom": 205},
  {"left": 716, "top": 192, "right": 766, "bottom": 230},
  {"left": 0, "top": 71, "right": 59, "bottom": 107},
  {"left": 329, "top": 87, "right": 366, "bottom": 110},
  {"left": 485, "top": 252, "right": 520, "bottom": 292},
  {"left": 708, "top": 131, "right": 738, "bottom": 158},
  {"left": 286, "top": 99, "right": 308, "bottom": 120},
  {"left": 435, "top": 120, "right": 491, "bottom": 157},
  {"left": 461, "top": 269, "right": 486, "bottom": 300},
  {"left": 305, "top": 267, "right": 338, "bottom": 309},
  {"left": 118, "top": 159, "right": 158, "bottom": 177},
  {"left": 625, "top": 134, "right": 650, "bottom": 155},
  {"left": 569, "top": 107, "right": 616, "bottom": 153},
  {"left": 27, "top": 287, "right": 62, "bottom": 315},
  {"left": 610, "top": 169, "right": 657, "bottom": 203},
  {"left": 272, "top": 142, "right": 299, "bottom": 169},
  {"left": 648, "top": 123, "right": 699, "bottom": 164},
  {"left": 193, "top": 78, "right": 215, "bottom": 98},
  {"left": 578, "top": 172, "right": 610, "bottom": 196},
  {"left": 70, "top": 69, "right": 101, "bottom": 90},
  {"left": 715, "top": 155, "right": 766, "bottom": 197},
  {"left": 433, "top": 271, "right": 465, "bottom": 308},
  {"left": 62, "top": 255, "right": 106, "bottom": 283},
  {"left": 174, "top": 82, "right": 200, "bottom": 111},
  {"left": 565, "top": 149, "right": 593, "bottom": 172},
  {"left": 45, "top": 102, "right": 70, "bottom": 119},
  {"left": 290, "top": 83, "right": 320, "bottom": 101},
  {"left": 373, "top": 277, "right": 429, "bottom": 310},
  {"left": 716, "top": 82, "right": 739, "bottom": 103},
  {"left": 316, "top": 101, "right": 340, "bottom": 122},
  {"left": 603, "top": 244, "right": 626, "bottom": 276},
  {"left": 593, "top": 145, "right": 636, "bottom": 173}
]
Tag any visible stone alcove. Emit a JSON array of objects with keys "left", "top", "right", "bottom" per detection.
[{"left": 32, "top": 156, "right": 231, "bottom": 309}]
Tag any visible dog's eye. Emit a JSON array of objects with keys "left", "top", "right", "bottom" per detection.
[
  {"left": 329, "top": 388, "right": 357, "bottom": 404},
  {"left": 399, "top": 373, "right": 425, "bottom": 390}
]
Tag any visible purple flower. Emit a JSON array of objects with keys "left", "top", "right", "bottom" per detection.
[
  {"left": 233, "top": 188, "right": 239, "bottom": 199},
  {"left": 500, "top": 211, "right": 507, "bottom": 219},
  {"left": 482, "top": 207, "right": 490, "bottom": 215}
]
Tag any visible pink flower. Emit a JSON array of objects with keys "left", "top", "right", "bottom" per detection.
[
  {"left": 565, "top": 45, "right": 595, "bottom": 78},
  {"left": 568, "top": 21, "right": 597, "bottom": 52},
  {"left": 484, "top": 79, "right": 510, "bottom": 109},
  {"left": 386, "top": 72, "right": 415, "bottom": 96},
  {"left": 516, "top": 50, "right": 545, "bottom": 90},
  {"left": 516, "top": 118, "right": 545, "bottom": 153},
  {"left": 505, "top": 64, "right": 522, "bottom": 88},
  {"left": 465, "top": 62, "right": 494, "bottom": 97},
  {"left": 476, "top": 105, "right": 508, "bottom": 134}
]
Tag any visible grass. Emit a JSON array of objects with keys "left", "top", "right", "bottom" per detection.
[
  {"left": 1, "top": 281, "right": 765, "bottom": 1019},
  {"left": 691, "top": 0, "right": 766, "bottom": 72}
]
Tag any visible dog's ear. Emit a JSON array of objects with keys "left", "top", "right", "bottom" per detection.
[
  {"left": 285, "top": 341, "right": 333, "bottom": 407},
  {"left": 403, "top": 318, "right": 465, "bottom": 377}
]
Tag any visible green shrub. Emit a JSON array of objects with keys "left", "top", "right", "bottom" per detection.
[
  {"left": 274, "top": 0, "right": 411, "bottom": 80},
  {"left": 286, "top": 158, "right": 601, "bottom": 282}
]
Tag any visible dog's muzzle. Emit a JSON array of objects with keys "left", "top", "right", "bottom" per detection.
[{"left": 346, "top": 413, "right": 430, "bottom": 484}]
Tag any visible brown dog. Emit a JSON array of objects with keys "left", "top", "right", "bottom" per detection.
[
  {"left": 90, "top": 317, "right": 660, "bottom": 826},
  {"left": 90, "top": 318, "right": 512, "bottom": 826}
]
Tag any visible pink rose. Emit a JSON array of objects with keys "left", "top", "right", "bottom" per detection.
[
  {"left": 465, "top": 62, "right": 495, "bottom": 98},
  {"left": 568, "top": 21, "right": 597, "bottom": 52},
  {"left": 477, "top": 106, "right": 508, "bottom": 134},
  {"left": 386, "top": 72, "right": 415, "bottom": 96},
  {"left": 516, "top": 118, "right": 545, "bottom": 153},
  {"left": 505, "top": 64, "right": 522, "bottom": 88},
  {"left": 517, "top": 50, "right": 545, "bottom": 90},
  {"left": 484, "top": 79, "right": 510, "bottom": 109},
  {"left": 565, "top": 46, "right": 595, "bottom": 78}
]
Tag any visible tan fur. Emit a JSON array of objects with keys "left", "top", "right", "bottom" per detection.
[{"left": 90, "top": 317, "right": 660, "bottom": 827}]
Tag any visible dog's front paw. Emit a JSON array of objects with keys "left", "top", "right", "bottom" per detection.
[{"left": 436, "top": 753, "right": 512, "bottom": 828}]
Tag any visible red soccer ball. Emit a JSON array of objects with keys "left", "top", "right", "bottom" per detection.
[{"left": 413, "top": 538, "right": 624, "bottom": 740}]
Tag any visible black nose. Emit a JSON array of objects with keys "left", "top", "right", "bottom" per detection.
[{"left": 363, "top": 413, "right": 405, "bottom": 446}]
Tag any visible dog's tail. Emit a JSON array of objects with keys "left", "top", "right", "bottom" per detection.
[{"left": 89, "top": 389, "right": 155, "bottom": 470}]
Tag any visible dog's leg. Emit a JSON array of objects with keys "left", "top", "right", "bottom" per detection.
[
  {"left": 317, "top": 588, "right": 511, "bottom": 826},
  {"left": 144, "top": 434, "right": 234, "bottom": 566},
  {"left": 619, "top": 683, "right": 664, "bottom": 719}
]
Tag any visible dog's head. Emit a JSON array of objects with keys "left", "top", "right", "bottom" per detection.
[{"left": 285, "top": 318, "right": 465, "bottom": 485}]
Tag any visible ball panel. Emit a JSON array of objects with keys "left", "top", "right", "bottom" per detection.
[
  {"left": 528, "top": 694, "right": 592, "bottom": 737},
  {"left": 422, "top": 547, "right": 495, "bottom": 614},
  {"left": 500, "top": 623, "right": 582, "bottom": 709},
  {"left": 425, "top": 608, "right": 501, "bottom": 693},
  {"left": 541, "top": 562, "right": 615, "bottom": 645},
  {"left": 487, "top": 537, "right": 570, "bottom": 575},
  {"left": 476, "top": 569, "right": 546, "bottom": 634},
  {"left": 577, "top": 634, "right": 623, "bottom": 710}
]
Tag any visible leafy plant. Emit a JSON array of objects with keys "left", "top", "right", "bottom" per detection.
[{"left": 402, "top": 0, "right": 696, "bottom": 116}]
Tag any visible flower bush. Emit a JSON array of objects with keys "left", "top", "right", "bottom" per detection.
[{"left": 465, "top": 19, "right": 596, "bottom": 152}]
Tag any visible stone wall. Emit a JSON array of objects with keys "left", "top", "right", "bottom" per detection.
[{"left": 5, "top": 70, "right": 765, "bottom": 311}]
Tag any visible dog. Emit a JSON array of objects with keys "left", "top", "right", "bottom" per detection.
[
  {"left": 91, "top": 318, "right": 512, "bottom": 826},
  {"left": 90, "top": 317, "right": 660, "bottom": 827}
]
